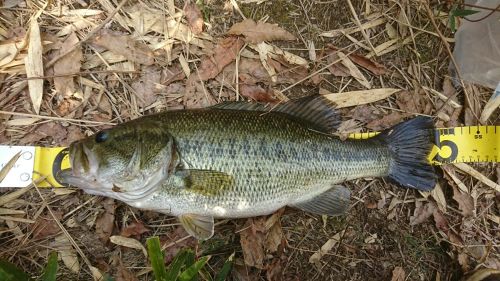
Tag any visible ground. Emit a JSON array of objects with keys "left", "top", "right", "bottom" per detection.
[{"left": 0, "top": 0, "right": 499, "bottom": 280}]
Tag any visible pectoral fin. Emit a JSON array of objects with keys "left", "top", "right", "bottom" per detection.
[
  {"left": 178, "top": 214, "right": 214, "bottom": 240},
  {"left": 291, "top": 185, "right": 351, "bottom": 216},
  {"left": 177, "top": 169, "right": 235, "bottom": 196}
]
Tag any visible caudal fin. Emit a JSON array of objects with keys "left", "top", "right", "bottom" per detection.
[{"left": 375, "top": 116, "right": 437, "bottom": 191}]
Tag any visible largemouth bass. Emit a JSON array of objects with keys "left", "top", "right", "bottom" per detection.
[{"left": 59, "top": 96, "right": 436, "bottom": 240}]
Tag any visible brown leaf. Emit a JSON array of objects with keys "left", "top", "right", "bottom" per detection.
[
  {"left": 183, "top": 76, "right": 216, "bottom": 109},
  {"left": 390, "top": 266, "right": 405, "bottom": 281},
  {"left": 328, "top": 46, "right": 386, "bottom": 75},
  {"left": 95, "top": 198, "right": 116, "bottom": 243},
  {"left": 62, "top": 126, "right": 85, "bottom": 146},
  {"left": 452, "top": 186, "right": 474, "bottom": 217},
  {"left": 92, "top": 31, "right": 154, "bottom": 65},
  {"left": 327, "top": 53, "right": 350, "bottom": 77},
  {"left": 227, "top": 19, "right": 296, "bottom": 43},
  {"left": 19, "top": 123, "right": 68, "bottom": 145},
  {"left": 240, "top": 217, "right": 266, "bottom": 269},
  {"left": 31, "top": 210, "right": 62, "bottom": 239},
  {"left": 198, "top": 36, "right": 244, "bottom": 81},
  {"left": 432, "top": 208, "right": 449, "bottom": 233},
  {"left": 161, "top": 65, "right": 186, "bottom": 85},
  {"left": 132, "top": 66, "right": 162, "bottom": 107},
  {"left": 264, "top": 209, "right": 285, "bottom": 253},
  {"left": 53, "top": 32, "right": 83, "bottom": 97},
  {"left": 184, "top": 2, "right": 203, "bottom": 34},
  {"left": 395, "top": 90, "right": 432, "bottom": 115},
  {"left": 239, "top": 84, "right": 278, "bottom": 103},
  {"left": 120, "top": 221, "right": 150, "bottom": 238},
  {"left": 266, "top": 257, "right": 284, "bottom": 281},
  {"left": 366, "top": 112, "right": 408, "bottom": 131},
  {"left": 115, "top": 263, "right": 138, "bottom": 281},
  {"left": 410, "top": 202, "right": 436, "bottom": 225},
  {"left": 160, "top": 226, "right": 197, "bottom": 264}
]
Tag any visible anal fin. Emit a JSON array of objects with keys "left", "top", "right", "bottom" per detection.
[
  {"left": 178, "top": 214, "right": 214, "bottom": 240},
  {"left": 290, "top": 185, "right": 351, "bottom": 216}
]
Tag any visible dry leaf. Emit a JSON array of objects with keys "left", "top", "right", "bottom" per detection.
[
  {"left": 480, "top": 86, "right": 500, "bottom": 123},
  {"left": 328, "top": 45, "right": 386, "bottom": 75},
  {"left": 239, "top": 84, "right": 277, "bottom": 103},
  {"left": 53, "top": 32, "right": 83, "bottom": 97},
  {"left": 54, "top": 234, "right": 80, "bottom": 273},
  {"left": 120, "top": 221, "right": 150, "bottom": 238},
  {"left": 31, "top": 210, "right": 62, "bottom": 239},
  {"left": 240, "top": 217, "right": 266, "bottom": 269},
  {"left": 410, "top": 201, "right": 436, "bottom": 225},
  {"left": 0, "top": 39, "right": 25, "bottom": 68},
  {"left": 0, "top": 151, "right": 21, "bottom": 183},
  {"left": 452, "top": 186, "right": 474, "bottom": 217},
  {"left": 366, "top": 112, "right": 408, "bottom": 131},
  {"left": 264, "top": 208, "right": 284, "bottom": 253},
  {"left": 19, "top": 123, "right": 68, "bottom": 145},
  {"left": 110, "top": 235, "right": 147, "bottom": 256},
  {"left": 92, "top": 31, "right": 154, "bottom": 65},
  {"left": 227, "top": 19, "right": 296, "bottom": 43},
  {"left": 429, "top": 183, "right": 447, "bottom": 213},
  {"left": 327, "top": 53, "right": 350, "bottom": 77},
  {"left": 115, "top": 262, "right": 138, "bottom": 281},
  {"left": 454, "top": 163, "right": 500, "bottom": 193},
  {"left": 391, "top": 266, "right": 405, "bottom": 281},
  {"left": 25, "top": 19, "right": 44, "bottom": 114},
  {"left": 338, "top": 51, "right": 371, "bottom": 89},
  {"left": 90, "top": 266, "right": 104, "bottom": 281},
  {"left": 432, "top": 209, "right": 450, "bottom": 234},
  {"left": 161, "top": 226, "right": 197, "bottom": 264},
  {"left": 95, "top": 198, "right": 115, "bottom": 243},
  {"left": 184, "top": 2, "right": 203, "bottom": 34},
  {"left": 309, "top": 231, "right": 343, "bottom": 268},
  {"left": 131, "top": 66, "right": 161, "bottom": 107},
  {"left": 320, "top": 88, "right": 400, "bottom": 108},
  {"left": 198, "top": 36, "right": 244, "bottom": 81}
]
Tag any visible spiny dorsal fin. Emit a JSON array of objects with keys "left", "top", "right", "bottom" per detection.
[{"left": 210, "top": 95, "right": 340, "bottom": 132}]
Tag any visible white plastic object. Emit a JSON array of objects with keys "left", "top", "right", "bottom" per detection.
[{"left": 452, "top": 0, "right": 500, "bottom": 89}]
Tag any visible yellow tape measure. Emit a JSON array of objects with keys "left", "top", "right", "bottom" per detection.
[
  {"left": 350, "top": 126, "right": 499, "bottom": 165},
  {"left": 20, "top": 126, "right": 499, "bottom": 188}
]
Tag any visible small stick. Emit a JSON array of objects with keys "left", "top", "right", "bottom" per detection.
[{"left": 0, "top": 110, "right": 115, "bottom": 125}]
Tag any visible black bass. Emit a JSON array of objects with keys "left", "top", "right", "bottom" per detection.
[{"left": 59, "top": 96, "right": 436, "bottom": 240}]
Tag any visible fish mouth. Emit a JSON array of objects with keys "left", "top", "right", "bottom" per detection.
[{"left": 57, "top": 142, "right": 99, "bottom": 188}]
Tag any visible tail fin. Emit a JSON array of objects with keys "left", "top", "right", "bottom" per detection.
[{"left": 375, "top": 116, "right": 436, "bottom": 191}]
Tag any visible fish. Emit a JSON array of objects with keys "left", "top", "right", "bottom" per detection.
[{"left": 58, "top": 96, "right": 437, "bottom": 240}]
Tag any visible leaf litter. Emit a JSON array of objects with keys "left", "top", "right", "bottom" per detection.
[{"left": 0, "top": 0, "right": 499, "bottom": 280}]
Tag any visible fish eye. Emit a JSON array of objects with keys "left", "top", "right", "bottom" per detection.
[{"left": 95, "top": 131, "right": 108, "bottom": 143}]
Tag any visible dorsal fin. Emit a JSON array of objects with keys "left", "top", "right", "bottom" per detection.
[{"left": 210, "top": 95, "right": 340, "bottom": 132}]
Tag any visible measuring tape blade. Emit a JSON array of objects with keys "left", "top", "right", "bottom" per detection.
[{"left": 0, "top": 126, "right": 498, "bottom": 188}]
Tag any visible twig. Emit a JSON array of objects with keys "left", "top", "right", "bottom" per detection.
[
  {"left": 0, "top": 110, "right": 115, "bottom": 125},
  {"left": 346, "top": 0, "right": 376, "bottom": 54}
]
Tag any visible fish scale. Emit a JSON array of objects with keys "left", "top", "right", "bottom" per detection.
[{"left": 138, "top": 109, "right": 392, "bottom": 217}]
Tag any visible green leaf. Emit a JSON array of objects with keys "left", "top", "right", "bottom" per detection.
[
  {"left": 184, "top": 250, "right": 196, "bottom": 281},
  {"left": 451, "top": 9, "right": 480, "bottom": 17},
  {"left": 0, "top": 259, "right": 31, "bottom": 281},
  {"left": 146, "top": 236, "right": 168, "bottom": 281},
  {"left": 165, "top": 249, "right": 190, "bottom": 281},
  {"left": 178, "top": 256, "right": 210, "bottom": 281},
  {"left": 214, "top": 253, "right": 234, "bottom": 281},
  {"left": 40, "top": 252, "right": 58, "bottom": 281},
  {"left": 449, "top": 15, "right": 456, "bottom": 32}
]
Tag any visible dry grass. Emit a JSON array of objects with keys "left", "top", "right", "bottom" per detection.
[{"left": 0, "top": 0, "right": 498, "bottom": 280}]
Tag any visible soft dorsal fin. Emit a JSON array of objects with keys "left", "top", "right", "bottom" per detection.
[{"left": 210, "top": 95, "right": 340, "bottom": 132}]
